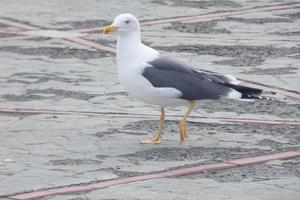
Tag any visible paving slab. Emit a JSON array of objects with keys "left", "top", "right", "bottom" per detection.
[
  {"left": 43, "top": 176, "right": 300, "bottom": 200},
  {"left": 0, "top": 0, "right": 299, "bottom": 199}
]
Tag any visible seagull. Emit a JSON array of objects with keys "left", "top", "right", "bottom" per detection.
[{"left": 103, "top": 13, "right": 266, "bottom": 144}]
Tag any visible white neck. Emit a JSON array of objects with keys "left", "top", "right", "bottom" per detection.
[
  {"left": 116, "top": 30, "right": 142, "bottom": 66},
  {"left": 116, "top": 29, "right": 159, "bottom": 74}
]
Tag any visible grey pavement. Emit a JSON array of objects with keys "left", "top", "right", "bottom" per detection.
[{"left": 0, "top": 0, "right": 300, "bottom": 199}]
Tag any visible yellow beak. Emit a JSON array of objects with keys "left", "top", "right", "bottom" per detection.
[{"left": 103, "top": 25, "right": 118, "bottom": 34}]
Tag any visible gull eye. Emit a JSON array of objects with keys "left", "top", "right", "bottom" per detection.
[{"left": 125, "top": 20, "right": 130, "bottom": 24}]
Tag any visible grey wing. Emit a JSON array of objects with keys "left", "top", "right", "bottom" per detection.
[{"left": 142, "top": 56, "right": 234, "bottom": 100}]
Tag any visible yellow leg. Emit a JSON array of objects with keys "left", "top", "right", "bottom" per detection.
[
  {"left": 179, "top": 100, "right": 196, "bottom": 143},
  {"left": 140, "top": 107, "right": 165, "bottom": 144}
]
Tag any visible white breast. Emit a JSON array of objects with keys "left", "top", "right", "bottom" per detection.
[{"left": 117, "top": 45, "right": 186, "bottom": 107}]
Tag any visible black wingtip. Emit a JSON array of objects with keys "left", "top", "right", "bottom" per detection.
[
  {"left": 243, "top": 94, "right": 274, "bottom": 100},
  {"left": 225, "top": 83, "right": 275, "bottom": 100}
]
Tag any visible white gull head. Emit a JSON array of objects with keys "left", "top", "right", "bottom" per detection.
[
  {"left": 103, "top": 13, "right": 158, "bottom": 70},
  {"left": 103, "top": 13, "right": 141, "bottom": 37},
  {"left": 111, "top": 13, "right": 140, "bottom": 35}
]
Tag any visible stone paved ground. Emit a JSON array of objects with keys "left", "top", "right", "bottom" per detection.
[{"left": 0, "top": 0, "right": 299, "bottom": 199}]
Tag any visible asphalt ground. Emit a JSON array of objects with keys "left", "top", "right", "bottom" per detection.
[{"left": 0, "top": 0, "right": 300, "bottom": 199}]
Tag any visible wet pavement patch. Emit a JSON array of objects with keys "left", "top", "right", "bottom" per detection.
[
  {"left": 271, "top": 31, "right": 300, "bottom": 36},
  {"left": 0, "top": 17, "right": 43, "bottom": 29},
  {"left": 152, "top": 0, "right": 241, "bottom": 8},
  {"left": 2, "top": 94, "right": 49, "bottom": 101},
  {"left": 164, "top": 17, "right": 292, "bottom": 34},
  {"left": 122, "top": 146, "right": 269, "bottom": 162},
  {"left": 7, "top": 72, "right": 92, "bottom": 84},
  {"left": 165, "top": 20, "right": 231, "bottom": 34},
  {"left": 164, "top": 16, "right": 292, "bottom": 34},
  {"left": 200, "top": 99, "right": 300, "bottom": 118},
  {"left": 184, "top": 158, "right": 300, "bottom": 182},
  {"left": 278, "top": 11, "right": 300, "bottom": 20},
  {"left": 224, "top": 17, "right": 293, "bottom": 24},
  {"left": 122, "top": 120, "right": 161, "bottom": 136},
  {"left": 93, "top": 128, "right": 121, "bottom": 138},
  {"left": 88, "top": 38, "right": 115, "bottom": 47},
  {"left": 0, "top": 23, "right": 9, "bottom": 28},
  {"left": 156, "top": 45, "right": 300, "bottom": 67},
  {"left": 54, "top": 19, "right": 109, "bottom": 30},
  {"left": 2, "top": 88, "right": 98, "bottom": 101},
  {"left": 190, "top": 122, "right": 300, "bottom": 144},
  {"left": 123, "top": 120, "right": 300, "bottom": 150},
  {"left": 101, "top": 167, "right": 146, "bottom": 177},
  {"left": 0, "top": 46, "right": 108, "bottom": 59},
  {"left": 257, "top": 139, "right": 285, "bottom": 148},
  {"left": 28, "top": 88, "right": 98, "bottom": 100},
  {"left": 241, "top": 67, "right": 298, "bottom": 75},
  {"left": 0, "top": 32, "right": 22, "bottom": 38},
  {"left": 49, "top": 158, "right": 102, "bottom": 166}
]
